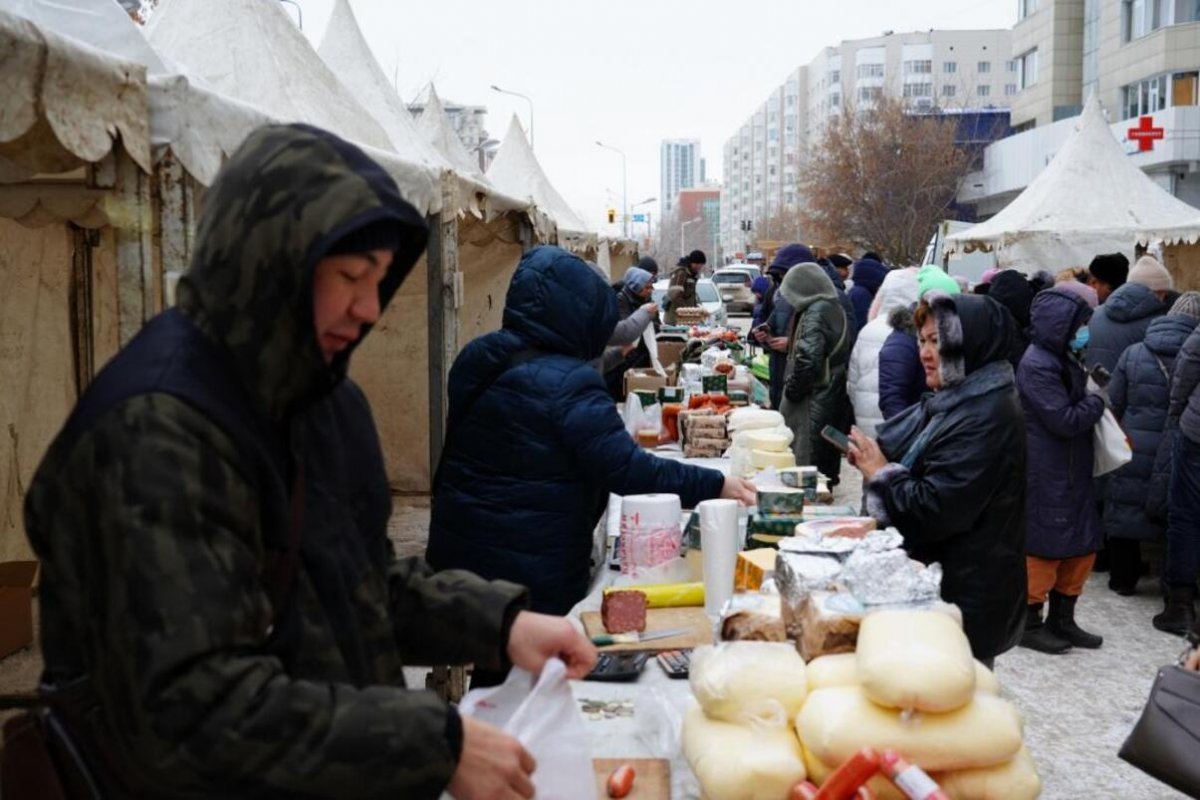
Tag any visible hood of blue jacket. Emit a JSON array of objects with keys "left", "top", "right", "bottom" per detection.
[
  {"left": 1144, "top": 313, "right": 1199, "bottom": 357},
  {"left": 1103, "top": 281, "right": 1166, "bottom": 324},
  {"left": 1031, "top": 286, "right": 1093, "bottom": 356},
  {"left": 502, "top": 245, "right": 617, "bottom": 361}
]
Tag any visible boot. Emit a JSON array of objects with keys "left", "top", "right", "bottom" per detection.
[
  {"left": 1046, "top": 590, "right": 1103, "bottom": 649},
  {"left": 1153, "top": 585, "right": 1197, "bottom": 636},
  {"left": 1107, "top": 539, "right": 1140, "bottom": 596},
  {"left": 1019, "top": 603, "right": 1072, "bottom": 654}
]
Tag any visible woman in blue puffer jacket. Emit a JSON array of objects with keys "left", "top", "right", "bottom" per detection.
[{"left": 427, "top": 246, "right": 755, "bottom": 621}]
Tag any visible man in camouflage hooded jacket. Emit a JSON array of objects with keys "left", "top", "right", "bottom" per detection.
[{"left": 22, "top": 124, "right": 594, "bottom": 799}]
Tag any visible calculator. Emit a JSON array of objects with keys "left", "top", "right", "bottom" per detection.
[
  {"left": 656, "top": 649, "right": 691, "bottom": 679},
  {"left": 584, "top": 651, "right": 650, "bottom": 682}
]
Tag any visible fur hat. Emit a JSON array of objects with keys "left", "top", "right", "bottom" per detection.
[
  {"left": 1128, "top": 256, "right": 1174, "bottom": 292},
  {"left": 1087, "top": 252, "right": 1129, "bottom": 289}
]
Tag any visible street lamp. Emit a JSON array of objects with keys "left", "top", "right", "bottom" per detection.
[
  {"left": 596, "top": 141, "right": 628, "bottom": 238},
  {"left": 490, "top": 85, "right": 534, "bottom": 151}
]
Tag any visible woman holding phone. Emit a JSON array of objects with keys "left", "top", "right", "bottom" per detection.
[{"left": 848, "top": 293, "right": 1027, "bottom": 665}]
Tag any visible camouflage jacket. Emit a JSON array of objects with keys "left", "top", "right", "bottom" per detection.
[{"left": 24, "top": 125, "right": 528, "bottom": 799}]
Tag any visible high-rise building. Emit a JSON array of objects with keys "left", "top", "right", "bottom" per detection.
[
  {"left": 721, "top": 29, "right": 1013, "bottom": 254},
  {"left": 962, "top": 0, "right": 1200, "bottom": 214},
  {"left": 661, "top": 139, "right": 701, "bottom": 214}
]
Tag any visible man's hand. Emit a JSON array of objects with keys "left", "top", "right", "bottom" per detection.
[
  {"left": 641, "top": 302, "right": 659, "bottom": 317},
  {"left": 447, "top": 716, "right": 535, "bottom": 800},
  {"left": 1185, "top": 647, "right": 1200, "bottom": 671},
  {"left": 767, "top": 336, "right": 790, "bottom": 353},
  {"left": 720, "top": 476, "right": 757, "bottom": 506},
  {"left": 848, "top": 426, "right": 888, "bottom": 481},
  {"left": 506, "top": 612, "right": 597, "bottom": 679},
  {"left": 752, "top": 328, "right": 769, "bottom": 343}
]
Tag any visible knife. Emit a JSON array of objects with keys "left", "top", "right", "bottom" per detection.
[{"left": 591, "top": 627, "right": 691, "bottom": 647}]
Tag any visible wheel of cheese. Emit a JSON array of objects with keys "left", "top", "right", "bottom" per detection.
[
  {"left": 856, "top": 609, "right": 976, "bottom": 713},
  {"left": 934, "top": 745, "right": 1041, "bottom": 800},
  {"left": 727, "top": 408, "right": 786, "bottom": 432},
  {"left": 807, "top": 652, "right": 1001, "bottom": 696},
  {"left": 683, "top": 703, "right": 806, "bottom": 800},
  {"left": 690, "top": 642, "right": 807, "bottom": 725},
  {"left": 796, "top": 688, "right": 1023, "bottom": 772},
  {"left": 751, "top": 448, "right": 797, "bottom": 469},
  {"left": 745, "top": 430, "right": 791, "bottom": 452}
]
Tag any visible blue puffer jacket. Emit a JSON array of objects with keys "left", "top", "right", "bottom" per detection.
[
  {"left": 1088, "top": 282, "right": 1166, "bottom": 373},
  {"left": 878, "top": 307, "right": 928, "bottom": 420},
  {"left": 1107, "top": 313, "right": 1199, "bottom": 540},
  {"left": 426, "top": 246, "right": 725, "bottom": 615},
  {"left": 1018, "top": 288, "right": 1105, "bottom": 559},
  {"left": 848, "top": 258, "right": 888, "bottom": 332}
]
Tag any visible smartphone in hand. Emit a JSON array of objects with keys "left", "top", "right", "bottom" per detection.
[
  {"left": 1090, "top": 363, "right": 1111, "bottom": 388},
  {"left": 821, "top": 425, "right": 851, "bottom": 454}
]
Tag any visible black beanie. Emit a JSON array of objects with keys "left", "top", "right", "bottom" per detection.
[
  {"left": 828, "top": 253, "right": 853, "bottom": 269},
  {"left": 688, "top": 249, "right": 707, "bottom": 265},
  {"left": 324, "top": 219, "right": 402, "bottom": 257},
  {"left": 636, "top": 256, "right": 659, "bottom": 275},
  {"left": 1088, "top": 253, "right": 1129, "bottom": 288}
]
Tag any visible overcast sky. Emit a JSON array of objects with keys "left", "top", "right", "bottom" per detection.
[{"left": 295, "top": 0, "right": 1017, "bottom": 235}]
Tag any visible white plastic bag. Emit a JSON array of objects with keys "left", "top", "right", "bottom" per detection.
[
  {"left": 456, "top": 659, "right": 597, "bottom": 800},
  {"left": 1093, "top": 408, "right": 1132, "bottom": 476}
]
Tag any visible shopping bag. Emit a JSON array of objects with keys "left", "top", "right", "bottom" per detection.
[
  {"left": 1093, "top": 408, "right": 1132, "bottom": 477},
  {"left": 1119, "top": 664, "right": 1200, "bottom": 797},
  {"left": 456, "top": 659, "right": 597, "bottom": 800}
]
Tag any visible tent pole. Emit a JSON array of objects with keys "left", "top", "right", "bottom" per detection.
[{"left": 426, "top": 209, "right": 459, "bottom": 491}]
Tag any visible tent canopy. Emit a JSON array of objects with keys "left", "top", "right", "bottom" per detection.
[
  {"left": 417, "top": 86, "right": 489, "bottom": 183},
  {"left": 945, "top": 95, "right": 1200, "bottom": 270},
  {"left": 486, "top": 115, "right": 592, "bottom": 247}
]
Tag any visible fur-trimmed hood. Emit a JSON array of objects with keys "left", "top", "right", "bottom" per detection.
[{"left": 925, "top": 293, "right": 1016, "bottom": 387}]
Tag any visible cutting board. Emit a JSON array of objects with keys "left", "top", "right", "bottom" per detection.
[
  {"left": 593, "top": 758, "right": 671, "bottom": 799},
  {"left": 581, "top": 605, "right": 713, "bottom": 652}
]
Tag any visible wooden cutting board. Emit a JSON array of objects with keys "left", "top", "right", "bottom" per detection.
[
  {"left": 593, "top": 758, "right": 671, "bottom": 799},
  {"left": 581, "top": 605, "right": 713, "bottom": 652}
]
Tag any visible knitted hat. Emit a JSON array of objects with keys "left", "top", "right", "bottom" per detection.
[
  {"left": 636, "top": 255, "right": 659, "bottom": 275},
  {"left": 1170, "top": 290, "right": 1200, "bottom": 320},
  {"left": 1051, "top": 279, "right": 1099, "bottom": 310},
  {"left": 688, "top": 249, "right": 707, "bottom": 265},
  {"left": 917, "top": 264, "right": 961, "bottom": 298},
  {"left": 1128, "top": 256, "right": 1174, "bottom": 292},
  {"left": 1088, "top": 252, "right": 1129, "bottom": 289}
]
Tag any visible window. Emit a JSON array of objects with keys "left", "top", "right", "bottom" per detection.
[
  {"left": 944, "top": 61, "right": 957, "bottom": 74},
  {"left": 978, "top": 85, "right": 991, "bottom": 97},
  {"left": 942, "top": 84, "right": 957, "bottom": 97},
  {"left": 1019, "top": 0, "right": 1039, "bottom": 19},
  {"left": 1007, "top": 60, "right": 1018, "bottom": 73},
  {"left": 858, "top": 86, "right": 883, "bottom": 102},
  {"left": 978, "top": 61, "right": 991, "bottom": 73},
  {"left": 857, "top": 63, "right": 885, "bottom": 79},
  {"left": 1123, "top": 73, "right": 1169, "bottom": 119},
  {"left": 903, "top": 83, "right": 933, "bottom": 98},
  {"left": 904, "top": 60, "right": 932, "bottom": 74},
  {"left": 1018, "top": 49, "right": 1038, "bottom": 89},
  {"left": 1005, "top": 83, "right": 1018, "bottom": 95},
  {"left": 830, "top": 70, "right": 841, "bottom": 83}
]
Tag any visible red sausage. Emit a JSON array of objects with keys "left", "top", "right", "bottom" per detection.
[
  {"left": 878, "top": 750, "right": 951, "bottom": 800},
  {"left": 814, "top": 747, "right": 882, "bottom": 800},
  {"left": 606, "top": 763, "right": 636, "bottom": 799},
  {"left": 790, "top": 781, "right": 821, "bottom": 800}
]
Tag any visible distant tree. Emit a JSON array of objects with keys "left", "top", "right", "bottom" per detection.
[
  {"left": 754, "top": 206, "right": 807, "bottom": 245},
  {"left": 799, "top": 97, "right": 972, "bottom": 265}
]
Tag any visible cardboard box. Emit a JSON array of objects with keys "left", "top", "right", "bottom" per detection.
[
  {"left": 624, "top": 365, "right": 678, "bottom": 396},
  {"left": 655, "top": 339, "right": 687, "bottom": 370},
  {"left": 0, "top": 561, "right": 37, "bottom": 660}
]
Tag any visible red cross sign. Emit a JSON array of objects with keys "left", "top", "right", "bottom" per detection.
[{"left": 1128, "top": 115, "right": 1165, "bottom": 152}]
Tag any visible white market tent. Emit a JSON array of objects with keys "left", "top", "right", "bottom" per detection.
[
  {"left": 945, "top": 95, "right": 1200, "bottom": 271},
  {"left": 488, "top": 115, "right": 595, "bottom": 251},
  {"left": 417, "top": 86, "right": 490, "bottom": 183}
]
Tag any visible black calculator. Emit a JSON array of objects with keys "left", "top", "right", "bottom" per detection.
[
  {"left": 584, "top": 651, "right": 649, "bottom": 682},
  {"left": 656, "top": 649, "right": 691, "bottom": 679}
]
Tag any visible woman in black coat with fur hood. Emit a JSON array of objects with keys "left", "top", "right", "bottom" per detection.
[{"left": 848, "top": 293, "right": 1028, "bottom": 664}]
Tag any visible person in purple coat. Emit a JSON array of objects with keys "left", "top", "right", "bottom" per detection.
[{"left": 1017, "top": 282, "right": 1107, "bottom": 654}]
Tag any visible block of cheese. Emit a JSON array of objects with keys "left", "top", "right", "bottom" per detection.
[
  {"left": 806, "top": 652, "right": 1000, "bottom": 697},
  {"left": 735, "top": 549, "right": 777, "bottom": 591},
  {"left": 802, "top": 745, "right": 906, "bottom": 800},
  {"left": 683, "top": 704, "right": 806, "bottom": 800},
  {"left": 690, "top": 642, "right": 808, "bottom": 724},
  {"left": 796, "top": 688, "right": 1023, "bottom": 772},
  {"left": 935, "top": 745, "right": 1041, "bottom": 800},
  {"left": 745, "top": 429, "right": 791, "bottom": 452},
  {"left": 752, "top": 448, "right": 797, "bottom": 469},
  {"left": 856, "top": 609, "right": 976, "bottom": 713}
]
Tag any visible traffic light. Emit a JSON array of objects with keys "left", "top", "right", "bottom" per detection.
[{"left": 607, "top": 208, "right": 616, "bottom": 224}]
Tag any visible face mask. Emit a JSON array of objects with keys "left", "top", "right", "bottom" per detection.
[{"left": 1070, "top": 326, "right": 1090, "bottom": 352}]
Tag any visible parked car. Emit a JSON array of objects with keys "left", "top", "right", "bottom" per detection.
[
  {"left": 653, "top": 278, "right": 728, "bottom": 327},
  {"left": 712, "top": 265, "right": 760, "bottom": 314}
]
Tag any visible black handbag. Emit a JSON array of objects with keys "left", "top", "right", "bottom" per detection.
[{"left": 1119, "top": 644, "right": 1200, "bottom": 798}]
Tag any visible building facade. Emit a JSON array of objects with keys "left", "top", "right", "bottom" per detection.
[
  {"left": 964, "top": 0, "right": 1200, "bottom": 215},
  {"left": 721, "top": 28, "right": 1013, "bottom": 255},
  {"left": 661, "top": 139, "right": 701, "bottom": 215},
  {"left": 407, "top": 98, "right": 493, "bottom": 169},
  {"left": 676, "top": 187, "right": 721, "bottom": 260}
]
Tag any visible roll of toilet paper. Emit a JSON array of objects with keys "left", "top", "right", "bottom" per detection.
[{"left": 698, "top": 498, "right": 740, "bottom": 616}]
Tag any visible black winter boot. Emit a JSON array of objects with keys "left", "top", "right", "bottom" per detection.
[
  {"left": 1047, "top": 590, "right": 1103, "bottom": 648},
  {"left": 1153, "top": 585, "right": 1197, "bottom": 636},
  {"left": 1019, "top": 603, "right": 1072, "bottom": 654},
  {"left": 1107, "top": 538, "right": 1140, "bottom": 596}
]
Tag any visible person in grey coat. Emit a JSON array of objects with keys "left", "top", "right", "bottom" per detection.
[
  {"left": 1106, "top": 292, "right": 1200, "bottom": 596},
  {"left": 600, "top": 266, "right": 657, "bottom": 395}
]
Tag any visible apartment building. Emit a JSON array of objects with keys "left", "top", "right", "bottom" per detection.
[
  {"left": 721, "top": 29, "right": 1013, "bottom": 255},
  {"left": 407, "top": 97, "right": 492, "bottom": 167},
  {"left": 661, "top": 139, "right": 702, "bottom": 215},
  {"left": 964, "top": 0, "right": 1200, "bottom": 215}
]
